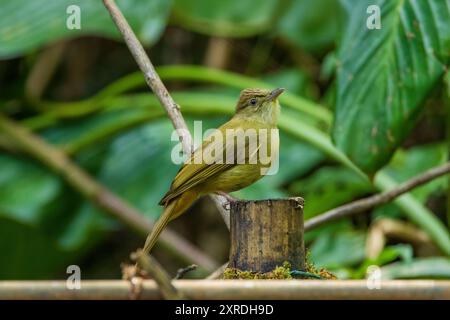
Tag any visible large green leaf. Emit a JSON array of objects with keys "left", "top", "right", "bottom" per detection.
[
  {"left": 0, "top": 0, "right": 171, "bottom": 58},
  {"left": 277, "top": 0, "right": 343, "bottom": 52},
  {"left": 171, "top": 0, "right": 281, "bottom": 37},
  {"left": 334, "top": 0, "right": 450, "bottom": 173}
]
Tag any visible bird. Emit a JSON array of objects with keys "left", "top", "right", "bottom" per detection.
[{"left": 142, "top": 87, "right": 284, "bottom": 255}]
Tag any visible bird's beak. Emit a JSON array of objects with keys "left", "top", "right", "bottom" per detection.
[{"left": 266, "top": 88, "right": 285, "bottom": 101}]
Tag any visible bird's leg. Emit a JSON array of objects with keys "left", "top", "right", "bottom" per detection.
[{"left": 215, "top": 191, "right": 239, "bottom": 210}]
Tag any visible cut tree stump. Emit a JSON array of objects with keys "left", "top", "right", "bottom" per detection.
[{"left": 228, "top": 197, "right": 305, "bottom": 273}]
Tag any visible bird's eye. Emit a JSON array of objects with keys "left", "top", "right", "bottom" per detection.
[{"left": 250, "top": 98, "right": 257, "bottom": 106}]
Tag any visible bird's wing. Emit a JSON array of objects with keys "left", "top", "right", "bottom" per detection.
[{"left": 159, "top": 121, "right": 264, "bottom": 205}]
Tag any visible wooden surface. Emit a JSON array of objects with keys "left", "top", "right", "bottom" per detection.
[
  {"left": 228, "top": 198, "right": 305, "bottom": 273},
  {"left": 1, "top": 280, "right": 449, "bottom": 300}
]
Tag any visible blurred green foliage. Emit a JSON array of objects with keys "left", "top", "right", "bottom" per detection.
[
  {"left": 0, "top": 0, "right": 449, "bottom": 280},
  {"left": 0, "top": 0, "right": 171, "bottom": 58},
  {"left": 334, "top": 0, "right": 450, "bottom": 173}
]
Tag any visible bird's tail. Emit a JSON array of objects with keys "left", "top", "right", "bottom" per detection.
[{"left": 142, "top": 190, "right": 197, "bottom": 255}]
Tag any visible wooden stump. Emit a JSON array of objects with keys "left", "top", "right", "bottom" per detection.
[{"left": 228, "top": 197, "right": 305, "bottom": 273}]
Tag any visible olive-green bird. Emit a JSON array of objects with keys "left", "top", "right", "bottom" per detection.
[{"left": 142, "top": 87, "right": 284, "bottom": 255}]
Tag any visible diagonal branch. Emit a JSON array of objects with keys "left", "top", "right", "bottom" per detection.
[
  {"left": 103, "top": 0, "right": 192, "bottom": 153},
  {"left": 305, "top": 162, "right": 450, "bottom": 231},
  {"left": 0, "top": 114, "right": 217, "bottom": 271},
  {"left": 103, "top": 0, "right": 230, "bottom": 229}
]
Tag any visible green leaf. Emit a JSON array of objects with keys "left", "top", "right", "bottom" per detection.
[
  {"left": 42, "top": 107, "right": 158, "bottom": 154},
  {"left": 309, "top": 229, "right": 366, "bottom": 269},
  {"left": 0, "top": 153, "right": 61, "bottom": 223},
  {"left": 277, "top": 0, "right": 343, "bottom": 52},
  {"left": 352, "top": 244, "right": 414, "bottom": 279},
  {"left": 57, "top": 202, "right": 114, "bottom": 250},
  {"left": 0, "top": 0, "right": 171, "bottom": 58},
  {"left": 381, "top": 257, "right": 450, "bottom": 279},
  {"left": 372, "top": 244, "right": 414, "bottom": 265},
  {"left": 171, "top": 0, "right": 281, "bottom": 37},
  {"left": 334, "top": 0, "right": 450, "bottom": 173}
]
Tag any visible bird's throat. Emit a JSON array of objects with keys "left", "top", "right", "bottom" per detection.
[{"left": 261, "top": 100, "right": 280, "bottom": 126}]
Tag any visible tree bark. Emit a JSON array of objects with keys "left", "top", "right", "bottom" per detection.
[{"left": 228, "top": 197, "right": 305, "bottom": 273}]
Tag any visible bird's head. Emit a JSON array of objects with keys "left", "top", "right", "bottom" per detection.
[{"left": 234, "top": 88, "right": 284, "bottom": 125}]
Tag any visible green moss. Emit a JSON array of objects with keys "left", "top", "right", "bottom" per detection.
[
  {"left": 223, "top": 261, "right": 293, "bottom": 279},
  {"left": 304, "top": 250, "right": 337, "bottom": 280},
  {"left": 223, "top": 253, "right": 336, "bottom": 280}
]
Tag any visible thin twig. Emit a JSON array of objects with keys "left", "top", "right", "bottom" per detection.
[
  {"left": 132, "top": 250, "right": 185, "bottom": 300},
  {"left": 0, "top": 114, "right": 217, "bottom": 271},
  {"left": 305, "top": 162, "right": 450, "bottom": 231},
  {"left": 174, "top": 264, "right": 198, "bottom": 280},
  {"left": 103, "top": 0, "right": 230, "bottom": 229}
]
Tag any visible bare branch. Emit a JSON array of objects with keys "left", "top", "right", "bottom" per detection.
[
  {"left": 103, "top": 0, "right": 230, "bottom": 228},
  {"left": 305, "top": 162, "right": 450, "bottom": 231},
  {"left": 103, "top": 0, "right": 192, "bottom": 153}
]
